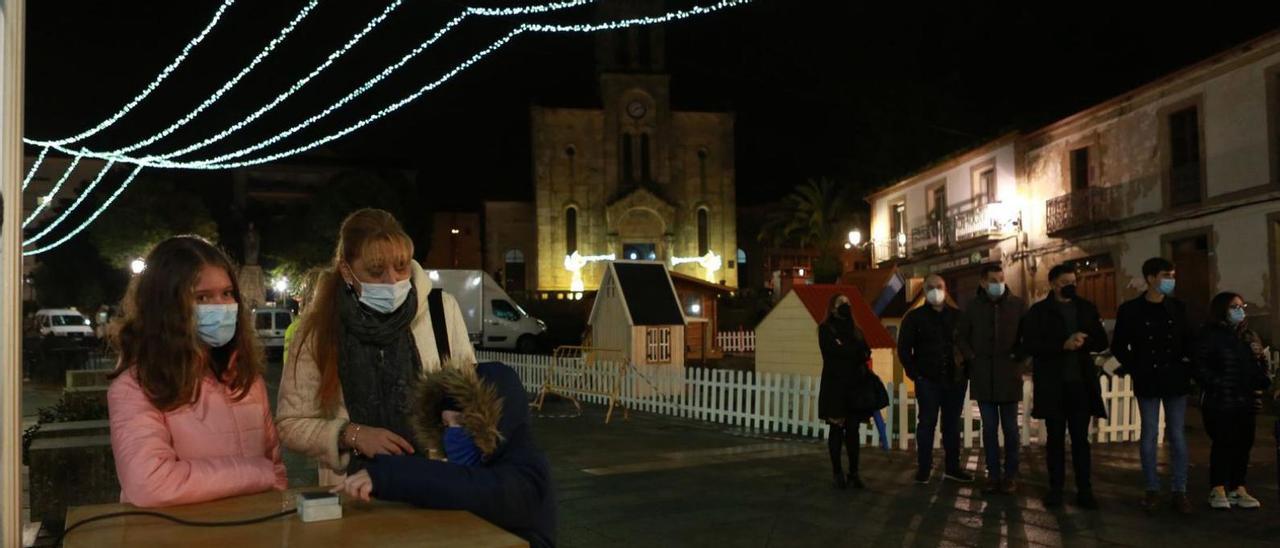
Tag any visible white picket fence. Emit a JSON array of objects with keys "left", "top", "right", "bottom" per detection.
[
  {"left": 480, "top": 350, "right": 1164, "bottom": 449},
  {"left": 715, "top": 330, "right": 756, "bottom": 353}
]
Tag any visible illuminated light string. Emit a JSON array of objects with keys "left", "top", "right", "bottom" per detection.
[
  {"left": 22, "top": 150, "right": 84, "bottom": 229},
  {"left": 23, "top": 160, "right": 116, "bottom": 247},
  {"left": 26, "top": 0, "right": 321, "bottom": 157},
  {"left": 23, "top": 165, "right": 145, "bottom": 257},
  {"left": 33, "top": 0, "right": 750, "bottom": 170},
  {"left": 34, "top": 0, "right": 238, "bottom": 147},
  {"left": 21, "top": 0, "right": 602, "bottom": 255},
  {"left": 24, "top": 0, "right": 750, "bottom": 255},
  {"left": 21, "top": 145, "right": 49, "bottom": 191},
  {"left": 23, "top": 0, "right": 595, "bottom": 166},
  {"left": 128, "top": 0, "right": 594, "bottom": 163}
]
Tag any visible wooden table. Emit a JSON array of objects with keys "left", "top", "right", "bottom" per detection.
[{"left": 63, "top": 488, "right": 528, "bottom": 547}]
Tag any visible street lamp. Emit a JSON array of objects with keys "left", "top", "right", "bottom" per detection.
[
  {"left": 130, "top": 258, "right": 146, "bottom": 274},
  {"left": 273, "top": 277, "right": 289, "bottom": 294},
  {"left": 848, "top": 229, "right": 862, "bottom": 247}
]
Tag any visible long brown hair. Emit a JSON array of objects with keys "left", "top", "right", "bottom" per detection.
[
  {"left": 110, "top": 236, "right": 263, "bottom": 411},
  {"left": 292, "top": 208, "right": 414, "bottom": 413}
]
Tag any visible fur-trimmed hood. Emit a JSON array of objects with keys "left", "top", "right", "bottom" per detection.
[{"left": 410, "top": 358, "right": 530, "bottom": 463}]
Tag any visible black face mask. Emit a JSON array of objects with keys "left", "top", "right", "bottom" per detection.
[
  {"left": 1059, "top": 284, "right": 1078, "bottom": 300},
  {"left": 836, "top": 303, "right": 851, "bottom": 319}
]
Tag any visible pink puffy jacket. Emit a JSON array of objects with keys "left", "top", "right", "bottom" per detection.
[{"left": 108, "top": 357, "right": 287, "bottom": 507}]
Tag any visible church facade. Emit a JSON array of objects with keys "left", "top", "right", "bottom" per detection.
[{"left": 528, "top": 5, "right": 738, "bottom": 292}]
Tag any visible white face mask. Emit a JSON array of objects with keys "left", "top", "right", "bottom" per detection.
[
  {"left": 926, "top": 288, "right": 946, "bottom": 306},
  {"left": 355, "top": 278, "right": 413, "bottom": 314},
  {"left": 196, "top": 304, "right": 238, "bottom": 347}
]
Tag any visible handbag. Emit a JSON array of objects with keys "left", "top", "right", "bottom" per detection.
[{"left": 847, "top": 367, "right": 889, "bottom": 412}]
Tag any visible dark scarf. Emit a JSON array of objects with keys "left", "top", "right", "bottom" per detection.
[{"left": 337, "top": 283, "right": 425, "bottom": 472}]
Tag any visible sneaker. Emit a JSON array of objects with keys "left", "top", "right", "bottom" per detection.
[
  {"left": 999, "top": 478, "right": 1018, "bottom": 495},
  {"left": 847, "top": 474, "right": 865, "bottom": 489},
  {"left": 1171, "top": 492, "right": 1194, "bottom": 515},
  {"left": 1044, "top": 490, "right": 1064, "bottom": 508},
  {"left": 982, "top": 477, "right": 1001, "bottom": 494},
  {"left": 1076, "top": 490, "right": 1100, "bottom": 510},
  {"left": 1141, "top": 491, "right": 1160, "bottom": 514},
  {"left": 914, "top": 470, "right": 932, "bottom": 484},
  {"left": 1208, "top": 486, "right": 1231, "bottom": 510},
  {"left": 1229, "top": 487, "right": 1261, "bottom": 509},
  {"left": 943, "top": 469, "right": 975, "bottom": 483}
]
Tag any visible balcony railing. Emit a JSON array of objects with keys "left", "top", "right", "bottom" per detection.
[
  {"left": 872, "top": 240, "right": 908, "bottom": 264},
  {"left": 909, "top": 222, "right": 943, "bottom": 255},
  {"left": 951, "top": 201, "right": 1005, "bottom": 243},
  {"left": 1046, "top": 185, "right": 1124, "bottom": 236}
]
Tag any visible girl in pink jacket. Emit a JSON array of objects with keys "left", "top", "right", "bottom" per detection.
[{"left": 107, "top": 236, "right": 287, "bottom": 507}]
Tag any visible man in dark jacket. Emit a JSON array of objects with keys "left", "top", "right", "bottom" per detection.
[
  {"left": 1110, "top": 257, "right": 1194, "bottom": 514},
  {"left": 1020, "top": 264, "right": 1109, "bottom": 510},
  {"left": 332, "top": 360, "right": 556, "bottom": 548},
  {"left": 956, "top": 263, "right": 1026, "bottom": 495},
  {"left": 899, "top": 274, "right": 973, "bottom": 484}
]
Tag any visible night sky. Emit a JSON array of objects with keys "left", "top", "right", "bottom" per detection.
[{"left": 25, "top": 1, "right": 1280, "bottom": 209}]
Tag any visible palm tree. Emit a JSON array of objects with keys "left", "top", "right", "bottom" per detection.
[{"left": 757, "top": 178, "right": 859, "bottom": 282}]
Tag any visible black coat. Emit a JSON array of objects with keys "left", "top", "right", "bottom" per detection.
[
  {"left": 1110, "top": 295, "right": 1194, "bottom": 398},
  {"left": 897, "top": 304, "right": 964, "bottom": 384},
  {"left": 367, "top": 362, "right": 556, "bottom": 548},
  {"left": 1193, "top": 323, "right": 1272, "bottom": 411},
  {"left": 1020, "top": 295, "right": 1109, "bottom": 420},
  {"left": 956, "top": 287, "right": 1027, "bottom": 403},
  {"left": 818, "top": 316, "right": 873, "bottom": 421}
]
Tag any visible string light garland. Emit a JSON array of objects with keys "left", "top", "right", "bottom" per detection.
[
  {"left": 36, "top": 0, "right": 238, "bottom": 147},
  {"left": 31, "top": 0, "right": 750, "bottom": 170},
  {"left": 26, "top": 0, "right": 320, "bottom": 156},
  {"left": 131, "top": 0, "right": 595, "bottom": 163},
  {"left": 21, "top": 145, "right": 49, "bottom": 191},
  {"left": 23, "top": 160, "right": 116, "bottom": 247},
  {"left": 22, "top": 150, "right": 84, "bottom": 229},
  {"left": 21, "top": 0, "right": 751, "bottom": 255},
  {"left": 23, "top": 165, "right": 145, "bottom": 257}
]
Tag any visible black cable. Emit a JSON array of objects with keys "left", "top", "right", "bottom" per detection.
[{"left": 56, "top": 508, "right": 297, "bottom": 546}]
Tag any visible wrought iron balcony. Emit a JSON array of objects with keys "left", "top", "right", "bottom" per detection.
[{"left": 1046, "top": 185, "right": 1124, "bottom": 236}]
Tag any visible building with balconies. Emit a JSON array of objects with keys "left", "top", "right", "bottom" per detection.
[{"left": 867, "top": 31, "right": 1280, "bottom": 343}]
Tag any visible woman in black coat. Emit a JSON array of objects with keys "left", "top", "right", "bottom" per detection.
[
  {"left": 1193, "top": 292, "right": 1271, "bottom": 510},
  {"left": 818, "top": 293, "right": 872, "bottom": 489}
]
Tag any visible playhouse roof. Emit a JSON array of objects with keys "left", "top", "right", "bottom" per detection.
[
  {"left": 612, "top": 261, "right": 685, "bottom": 326},
  {"left": 787, "top": 284, "right": 897, "bottom": 349}
]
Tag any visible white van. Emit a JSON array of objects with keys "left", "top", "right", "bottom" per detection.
[
  {"left": 32, "top": 308, "right": 96, "bottom": 344},
  {"left": 254, "top": 307, "right": 293, "bottom": 358},
  {"left": 428, "top": 270, "right": 545, "bottom": 353}
]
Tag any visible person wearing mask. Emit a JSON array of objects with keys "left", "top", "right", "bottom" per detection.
[
  {"left": 277, "top": 209, "right": 475, "bottom": 486},
  {"left": 899, "top": 275, "right": 972, "bottom": 484},
  {"left": 956, "top": 263, "right": 1027, "bottom": 495},
  {"left": 1193, "top": 292, "right": 1271, "bottom": 510},
  {"left": 107, "top": 236, "right": 286, "bottom": 507},
  {"left": 1020, "top": 264, "right": 1108, "bottom": 509},
  {"left": 1110, "top": 257, "right": 1194, "bottom": 514},
  {"left": 818, "top": 293, "right": 873, "bottom": 489},
  {"left": 331, "top": 360, "right": 556, "bottom": 548}
]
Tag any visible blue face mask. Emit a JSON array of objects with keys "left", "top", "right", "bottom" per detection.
[
  {"left": 1228, "top": 307, "right": 1246, "bottom": 325},
  {"left": 444, "top": 426, "right": 483, "bottom": 466},
  {"left": 355, "top": 278, "right": 412, "bottom": 314},
  {"left": 196, "top": 304, "right": 238, "bottom": 347},
  {"left": 1157, "top": 278, "right": 1176, "bottom": 296},
  {"left": 986, "top": 282, "right": 1005, "bottom": 298}
]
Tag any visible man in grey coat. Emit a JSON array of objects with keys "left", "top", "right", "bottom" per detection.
[{"left": 956, "top": 263, "right": 1027, "bottom": 495}]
